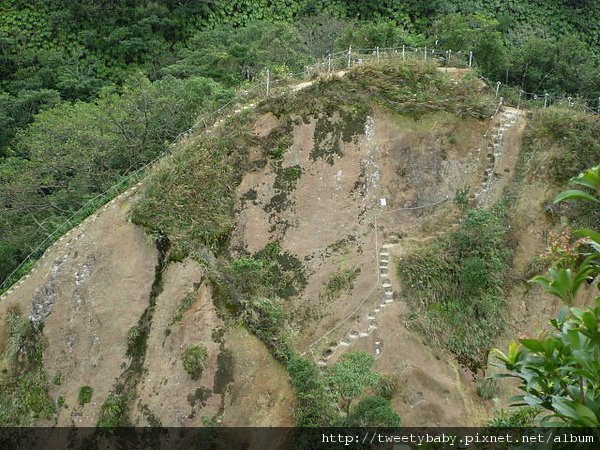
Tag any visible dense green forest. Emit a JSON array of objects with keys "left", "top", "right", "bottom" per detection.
[{"left": 1, "top": 0, "right": 600, "bottom": 285}]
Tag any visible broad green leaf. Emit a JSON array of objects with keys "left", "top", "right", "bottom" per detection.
[{"left": 554, "top": 190, "right": 600, "bottom": 204}]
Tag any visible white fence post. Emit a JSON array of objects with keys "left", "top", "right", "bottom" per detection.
[
  {"left": 448, "top": 49, "right": 452, "bottom": 66},
  {"left": 424, "top": 46, "right": 427, "bottom": 61},
  {"left": 266, "top": 69, "right": 270, "bottom": 97},
  {"left": 468, "top": 51, "right": 473, "bottom": 67},
  {"left": 348, "top": 46, "right": 352, "bottom": 68},
  {"left": 544, "top": 93, "right": 549, "bottom": 108},
  {"left": 495, "top": 82, "right": 501, "bottom": 98},
  {"left": 328, "top": 53, "right": 332, "bottom": 73},
  {"left": 597, "top": 97, "right": 600, "bottom": 114},
  {"left": 402, "top": 45, "right": 405, "bottom": 60},
  {"left": 568, "top": 96, "right": 573, "bottom": 107},
  {"left": 376, "top": 46, "right": 380, "bottom": 63}
]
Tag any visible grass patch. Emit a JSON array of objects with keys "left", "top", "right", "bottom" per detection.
[
  {"left": 98, "top": 393, "right": 125, "bottom": 428},
  {"left": 523, "top": 107, "right": 600, "bottom": 184},
  {"left": 78, "top": 386, "right": 93, "bottom": 405},
  {"left": 324, "top": 267, "right": 360, "bottom": 301},
  {"left": 182, "top": 344, "right": 208, "bottom": 380},
  {"left": 130, "top": 112, "right": 253, "bottom": 259},
  {"left": 0, "top": 311, "right": 55, "bottom": 425},
  {"left": 521, "top": 107, "right": 600, "bottom": 230},
  {"left": 476, "top": 378, "right": 499, "bottom": 400},
  {"left": 398, "top": 208, "right": 511, "bottom": 371}
]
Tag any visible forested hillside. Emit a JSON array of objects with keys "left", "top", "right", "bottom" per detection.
[{"left": 1, "top": 0, "right": 600, "bottom": 287}]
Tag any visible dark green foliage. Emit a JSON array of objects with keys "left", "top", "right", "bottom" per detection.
[
  {"left": 432, "top": 14, "right": 509, "bottom": 80},
  {"left": 0, "top": 75, "right": 232, "bottom": 283},
  {"left": 286, "top": 355, "right": 337, "bottom": 426},
  {"left": 164, "top": 21, "right": 312, "bottom": 86},
  {"left": 507, "top": 35, "right": 600, "bottom": 99},
  {"left": 78, "top": 386, "right": 93, "bottom": 405},
  {"left": 399, "top": 208, "right": 511, "bottom": 370},
  {"left": 336, "top": 20, "right": 424, "bottom": 50},
  {"left": 0, "top": 311, "right": 55, "bottom": 425},
  {"left": 182, "top": 345, "right": 208, "bottom": 380}
]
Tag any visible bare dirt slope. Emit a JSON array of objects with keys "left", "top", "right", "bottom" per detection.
[
  {"left": 0, "top": 188, "right": 294, "bottom": 427},
  {"left": 229, "top": 93, "right": 523, "bottom": 424},
  {"left": 0, "top": 189, "right": 157, "bottom": 426}
]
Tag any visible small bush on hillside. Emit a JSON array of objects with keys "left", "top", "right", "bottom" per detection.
[
  {"left": 375, "top": 374, "right": 401, "bottom": 401},
  {"left": 0, "top": 312, "right": 55, "bottom": 425},
  {"left": 325, "top": 267, "right": 360, "bottom": 300},
  {"left": 476, "top": 378, "right": 499, "bottom": 400},
  {"left": 182, "top": 345, "right": 208, "bottom": 380},
  {"left": 98, "top": 393, "right": 125, "bottom": 428},
  {"left": 488, "top": 406, "right": 541, "bottom": 427},
  {"left": 78, "top": 386, "right": 93, "bottom": 405}
]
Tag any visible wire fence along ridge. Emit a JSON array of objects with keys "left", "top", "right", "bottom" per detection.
[{"left": 1, "top": 45, "right": 597, "bottom": 295}]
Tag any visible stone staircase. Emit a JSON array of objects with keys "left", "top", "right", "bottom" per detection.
[
  {"left": 313, "top": 107, "right": 520, "bottom": 368},
  {"left": 477, "top": 109, "right": 519, "bottom": 206}
]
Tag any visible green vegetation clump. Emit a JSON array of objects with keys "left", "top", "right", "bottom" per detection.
[
  {"left": 325, "top": 267, "right": 360, "bottom": 300},
  {"left": 375, "top": 374, "right": 401, "bottom": 401},
  {"left": 398, "top": 208, "right": 511, "bottom": 370},
  {"left": 98, "top": 393, "right": 125, "bottom": 428},
  {"left": 182, "top": 345, "right": 208, "bottom": 380},
  {"left": 0, "top": 311, "right": 55, "bottom": 425},
  {"left": 476, "top": 378, "right": 499, "bottom": 400},
  {"left": 78, "top": 386, "right": 93, "bottom": 405},
  {"left": 130, "top": 114, "right": 250, "bottom": 258},
  {"left": 488, "top": 406, "right": 541, "bottom": 428},
  {"left": 523, "top": 108, "right": 600, "bottom": 183}
]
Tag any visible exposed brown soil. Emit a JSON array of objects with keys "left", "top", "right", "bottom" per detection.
[{"left": 0, "top": 189, "right": 158, "bottom": 426}]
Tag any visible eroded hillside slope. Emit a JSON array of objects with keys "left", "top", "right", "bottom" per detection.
[{"left": 2, "top": 60, "right": 597, "bottom": 431}]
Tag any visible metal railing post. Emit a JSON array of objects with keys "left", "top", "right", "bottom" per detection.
[{"left": 266, "top": 69, "right": 270, "bottom": 97}]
